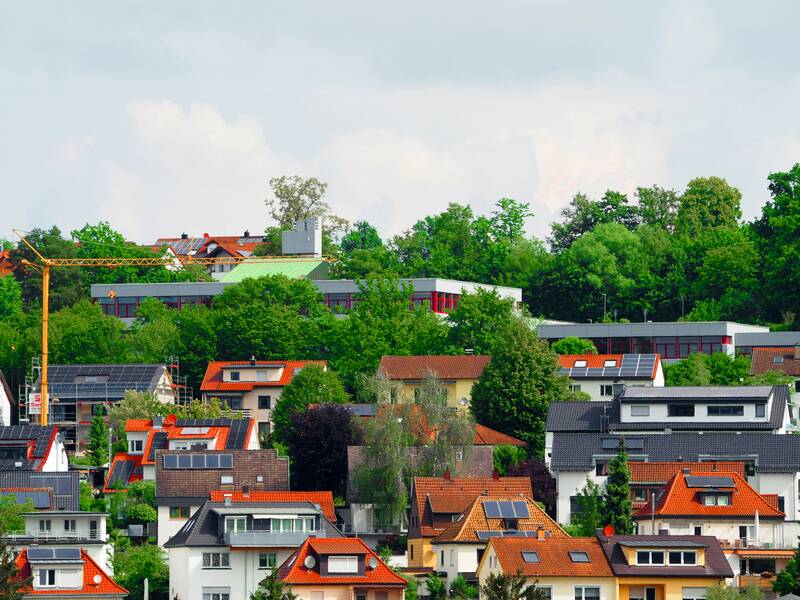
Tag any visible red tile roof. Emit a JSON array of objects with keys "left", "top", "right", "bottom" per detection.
[
  {"left": 15, "top": 549, "right": 128, "bottom": 596},
  {"left": 378, "top": 355, "right": 490, "bottom": 380},
  {"left": 433, "top": 495, "right": 567, "bottom": 543},
  {"left": 750, "top": 347, "right": 800, "bottom": 376},
  {"left": 0, "top": 250, "right": 13, "bottom": 277},
  {"left": 629, "top": 462, "right": 745, "bottom": 483},
  {"left": 209, "top": 490, "right": 336, "bottom": 522},
  {"left": 413, "top": 476, "right": 533, "bottom": 537},
  {"left": 635, "top": 471, "right": 784, "bottom": 519},
  {"left": 487, "top": 536, "right": 613, "bottom": 577},
  {"left": 473, "top": 424, "right": 526, "bottom": 447},
  {"left": 557, "top": 354, "right": 661, "bottom": 378},
  {"left": 200, "top": 360, "right": 327, "bottom": 392},
  {"left": 278, "top": 537, "right": 406, "bottom": 587}
]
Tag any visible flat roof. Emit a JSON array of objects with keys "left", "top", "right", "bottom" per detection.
[
  {"left": 538, "top": 321, "right": 768, "bottom": 338},
  {"left": 737, "top": 331, "right": 800, "bottom": 346},
  {"left": 620, "top": 386, "right": 773, "bottom": 403}
]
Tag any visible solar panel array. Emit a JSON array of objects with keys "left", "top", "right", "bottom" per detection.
[
  {"left": 148, "top": 431, "right": 169, "bottom": 461},
  {"left": 176, "top": 418, "right": 235, "bottom": 427},
  {"left": 27, "top": 548, "right": 81, "bottom": 562},
  {"left": 108, "top": 460, "right": 135, "bottom": 488},
  {"left": 601, "top": 437, "right": 645, "bottom": 451},
  {"left": 0, "top": 425, "right": 55, "bottom": 457},
  {"left": 483, "top": 500, "right": 530, "bottom": 519},
  {"left": 164, "top": 238, "right": 205, "bottom": 255},
  {"left": 476, "top": 530, "right": 548, "bottom": 540},
  {"left": 47, "top": 364, "right": 161, "bottom": 399},
  {"left": 30, "top": 475, "right": 72, "bottom": 496},
  {"left": 162, "top": 453, "right": 234, "bottom": 470},
  {"left": 0, "top": 490, "right": 50, "bottom": 508},
  {"left": 685, "top": 475, "right": 735, "bottom": 489},
  {"left": 562, "top": 354, "right": 658, "bottom": 379},
  {"left": 225, "top": 420, "right": 249, "bottom": 449}
]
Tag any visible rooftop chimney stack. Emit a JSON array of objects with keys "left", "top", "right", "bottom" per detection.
[
  {"left": 250, "top": 355, "right": 256, "bottom": 366},
  {"left": 443, "top": 469, "right": 451, "bottom": 481},
  {"left": 180, "top": 233, "right": 188, "bottom": 239},
  {"left": 242, "top": 485, "right": 250, "bottom": 498},
  {"left": 244, "top": 230, "right": 250, "bottom": 238},
  {"left": 491, "top": 470, "right": 500, "bottom": 481},
  {"left": 153, "top": 416, "right": 163, "bottom": 429},
  {"left": 281, "top": 218, "right": 322, "bottom": 257}
]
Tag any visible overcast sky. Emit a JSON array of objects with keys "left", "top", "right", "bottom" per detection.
[{"left": 2, "top": 1, "right": 799, "bottom": 245}]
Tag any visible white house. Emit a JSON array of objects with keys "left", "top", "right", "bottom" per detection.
[
  {"left": 14, "top": 548, "right": 126, "bottom": 600},
  {"left": 0, "top": 370, "right": 13, "bottom": 426},
  {"left": 557, "top": 354, "right": 664, "bottom": 401}
]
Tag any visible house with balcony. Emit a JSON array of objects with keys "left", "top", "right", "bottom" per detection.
[
  {"left": 628, "top": 462, "right": 746, "bottom": 511},
  {"left": 13, "top": 548, "right": 126, "bottom": 600},
  {"left": 407, "top": 474, "right": 533, "bottom": 570},
  {"left": 200, "top": 359, "right": 326, "bottom": 443},
  {"left": 165, "top": 494, "right": 343, "bottom": 600},
  {"left": 277, "top": 537, "right": 407, "bottom": 600},
  {"left": 476, "top": 536, "right": 616, "bottom": 600},
  {"left": 557, "top": 354, "right": 664, "bottom": 401},
  {"left": 634, "top": 470, "right": 800, "bottom": 595},
  {"left": 431, "top": 495, "right": 567, "bottom": 585},
  {"left": 6, "top": 511, "right": 112, "bottom": 575},
  {"left": 103, "top": 415, "right": 258, "bottom": 493},
  {"left": 153, "top": 448, "right": 290, "bottom": 546},
  {"left": 0, "top": 425, "right": 68, "bottom": 472}
]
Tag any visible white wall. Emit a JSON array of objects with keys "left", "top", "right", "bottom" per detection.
[
  {"left": 556, "top": 470, "right": 606, "bottom": 524},
  {"left": 41, "top": 436, "right": 69, "bottom": 472},
  {"left": 636, "top": 518, "right": 797, "bottom": 549},
  {"left": 432, "top": 543, "right": 482, "bottom": 583},
  {"left": 0, "top": 383, "right": 11, "bottom": 426},
  {"left": 620, "top": 400, "right": 771, "bottom": 424},
  {"left": 157, "top": 505, "right": 201, "bottom": 547},
  {"left": 751, "top": 472, "right": 799, "bottom": 520}
]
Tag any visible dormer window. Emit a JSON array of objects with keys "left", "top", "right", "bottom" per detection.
[
  {"left": 707, "top": 406, "right": 744, "bottom": 416},
  {"left": 636, "top": 550, "right": 664, "bottom": 565},
  {"left": 702, "top": 493, "right": 731, "bottom": 506},
  {"left": 574, "top": 360, "right": 587, "bottom": 368},
  {"left": 328, "top": 555, "right": 358, "bottom": 573},
  {"left": 756, "top": 404, "right": 766, "bottom": 418},
  {"left": 668, "top": 551, "right": 696, "bottom": 565},
  {"left": 603, "top": 360, "right": 617, "bottom": 368},
  {"left": 37, "top": 569, "right": 56, "bottom": 587},
  {"left": 569, "top": 551, "right": 590, "bottom": 563},
  {"left": 229, "top": 371, "right": 240, "bottom": 381}
]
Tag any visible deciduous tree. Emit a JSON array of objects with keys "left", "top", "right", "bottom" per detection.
[{"left": 551, "top": 337, "right": 597, "bottom": 355}]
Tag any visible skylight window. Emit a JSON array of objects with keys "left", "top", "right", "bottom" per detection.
[
  {"left": 574, "top": 360, "right": 587, "bottom": 368},
  {"left": 522, "top": 552, "right": 539, "bottom": 563},
  {"left": 603, "top": 360, "right": 617, "bottom": 368},
  {"left": 774, "top": 356, "right": 784, "bottom": 364},
  {"left": 569, "top": 551, "right": 589, "bottom": 563}
]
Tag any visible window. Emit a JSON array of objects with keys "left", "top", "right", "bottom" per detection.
[
  {"left": 636, "top": 551, "right": 665, "bottom": 565},
  {"left": 569, "top": 551, "right": 590, "bottom": 563},
  {"left": 64, "top": 519, "right": 76, "bottom": 532},
  {"left": 756, "top": 404, "right": 766, "bottom": 418},
  {"left": 633, "top": 488, "right": 647, "bottom": 502},
  {"left": 603, "top": 360, "right": 617, "bottom": 368},
  {"left": 595, "top": 461, "right": 608, "bottom": 476},
  {"left": 702, "top": 494, "right": 731, "bottom": 506},
  {"left": 311, "top": 593, "right": 324, "bottom": 600},
  {"left": 571, "top": 384, "right": 582, "bottom": 393},
  {"left": 522, "top": 551, "right": 539, "bottom": 563},
  {"left": 441, "top": 550, "right": 445, "bottom": 565},
  {"left": 37, "top": 569, "right": 55, "bottom": 587},
  {"left": 203, "top": 590, "right": 231, "bottom": 600},
  {"left": 740, "top": 525, "right": 756, "bottom": 541},
  {"left": 89, "top": 520, "right": 98, "bottom": 539},
  {"left": 225, "top": 517, "right": 247, "bottom": 533},
  {"left": 774, "top": 356, "right": 785, "bottom": 364},
  {"left": 259, "top": 553, "right": 277, "bottom": 569},
  {"left": 779, "top": 496, "right": 786, "bottom": 513},
  {"left": 328, "top": 556, "right": 358, "bottom": 573},
  {"left": 575, "top": 587, "right": 600, "bottom": 600},
  {"left": 258, "top": 396, "right": 272, "bottom": 410},
  {"left": 169, "top": 506, "right": 190, "bottom": 519},
  {"left": 682, "top": 588, "right": 708, "bottom": 600},
  {"left": 455, "top": 450, "right": 463, "bottom": 461},
  {"left": 630, "top": 405, "right": 650, "bottom": 417},
  {"left": 202, "top": 553, "right": 230, "bottom": 568},
  {"left": 707, "top": 405, "right": 744, "bottom": 416},
  {"left": 668, "top": 404, "right": 695, "bottom": 417},
  {"left": 221, "top": 475, "right": 234, "bottom": 485},
  {"left": 128, "top": 439, "right": 143, "bottom": 453},
  {"left": 629, "top": 588, "right": 656, "bottom": 600},
  {"left": 600, "top": 385, "right": 614, "bottom": 397},
  {"left": 410, "top": 546, "right": 414, "bottom": 560},
  {"left": 669, "top": 551, "right": 696, "bottom": 565},
  {"left": 39, "top": 520, "right": 51, "bottom": 532},
  {"left": 229, "top": 371, "right": 240, "bottom": 381},
  {"left": 357, "top": 593, "right": 367, "bottom": 600},
  {"left": 694, "top": 526, "right": 702, "bottom": 535},
  {"left": 574, "top": 360, "right": 587, "bottom": 368},
  {"left": 269, "top": 517, "right": 314, "bottom": 532},
  {"left": 449, "top": 549, "right": 455, "bottom": 567}
]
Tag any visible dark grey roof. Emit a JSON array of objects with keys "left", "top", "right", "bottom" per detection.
[
  {"left": 620, "top": 386, "right": 773, "bottom": 403},
  {"left": 560, "top": 354, "right": 659, "bottom": 380},
  {"left": 0, "top": 471, "right": 79, "bottom": 510},
  {"left": 164, "top": 501, "right": 343, "bottom": 548},
  {"left": 340, "top": 404, "right": 379, "bottom": 417},
  {"left": 546, "top": 402, "right": 611, "bottom": 432},
  {"left": 40, "top": 364, "right": 166, "bottom": 400},
  {"left": 0, "top": 425, "right": 58, "bottom": 462},
  {"left": 599, "top": 534, "right": 733, "bottom": 578},
  {"left": 550, "top": 431, "right": 800, "bottom": 473}
]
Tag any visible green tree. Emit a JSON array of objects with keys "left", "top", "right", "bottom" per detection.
[
  {"left": 470, "top": 318, "right": 573, "bottom": 456},
  {"left": 676, "top": 177, "right": 742, "bottom": 237},
  {"left": 108, "top": 391, "right": 164, "bottom": 427},
  {"left": 705, "top": 583, "right": 763, "bottom": 600},
  {"left": 551, "top": 337, "right": 597, "bottom": 355},
  {"left": 112, "top": 543, "right": 169, "bottom": 600},
  {"left": 126, "top": 298, "right": 181, "bottom": 362},
  {"left": 481, "top": 571, "right": 549, "bottom": 600},
  {"left": 251, "top": 568, "right": 299, "bottom": 600},
  {"left": 49, "top": 300, "right": 128, "bottom": 364},
  {"left": 601, "top": 439, "right": 634, "bottom": 535},
  {"left": 0, "top": 275, "right": 23, "bottom": 321},
  {"left": 549, "top": 190, "right": 640, "bottom": 252},
  {"left": 0, "top": 494, "right": 35, "bottom": 534},
  {"left": 663, "top": 353, "right": 711, "bottom": 386},
  {"left": 0, "top": 539, "right": 31, "bottom": 600},
  {"left": 340, "top": 221, "right": 383, "bottom": 254},
  {"left": 704, "top": 352, "right": 751, "bottom": 385},
  {"left": 450, "top": 575, "right": 477, "bottom": 600},
  {"left": 404, "top": 574, "right": 419, "bottom": 600},
  {"left": 775, "top": 545, "right": 800, "bottom": 595},
  {"left": 87, "top": 414, "right": 109, "bottom": 466},
  {"left": 636, "top": 185, "right": 680, "bottom": 232},
  {"left": 566, "top": 479, "right": 603, "bottom": 536},
  {"left": 271, "top": 365, "right": 350, "bottom": 443},
  {"left": 446, "top": 288, "right": 517, "bottom": 355},
  {"left": 425, "top": 573, "right": 447, "bottom": 600},
  {"left": 493, "top": 445, "right": 527, "bottom": 476}
]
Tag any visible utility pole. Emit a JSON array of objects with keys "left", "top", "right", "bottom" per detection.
[{"left": 601, "top": 292, "right": 607, "bottom": 321}]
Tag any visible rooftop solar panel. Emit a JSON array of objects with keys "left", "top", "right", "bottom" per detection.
[
  {"left": 483, "top": 501, "right": 502, "bottom": 518},
  {"left": 476, "top": 531, "right": 503, "bottom": 540},
  {"left": 685, "top": 475, "right": 735, "bottom": 488},
  {"left": 497, "top": 501, "right": 515, "bottom": 518},
  {"left": 54, "top": 548, "right": 81, "bottom": 560},
  {"left": 512, "top": 501, "right": 530, "bottom": 518},
  {"left": 148, "top": 432, "right": 168, "bottom": 461},
  {"left": 108, "top": 460, "right": 135, "bottom": 488},
  {"left": 27, "top": 548, "right": 54, "bottom": 560}
]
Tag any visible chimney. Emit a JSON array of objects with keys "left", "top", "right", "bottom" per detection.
[
  {"left": 181, "top": 233, "right": 188, "bottom": 239},
  {"left": 491, "top": 470, "right": 500, "bottom": 481},
  {"left": 794, "top": 344, "right": 800, "bottom": 360},
  {"left": 682, "top": 468, "right": 690, "bottom": 475},
  {"left": 224, "top": 494, "right": 232, "bottom": 507},
  {"left": 250, "top": 355, "right": 256, "bottom": 366},
  {"left": 244, "top": 229, "right": 250, "bottom": 238},
  {"left": 243, "top": 485, "right": 250, "bottom": 498},
  {"left": 153, "top": 416, "right": 163, "bottom": 429},
  {"left": 536, "top": 526, "right": 545, "bottom": 540},
  {"left": 443, "top": 469, "right": 451, "bottom": 481}
]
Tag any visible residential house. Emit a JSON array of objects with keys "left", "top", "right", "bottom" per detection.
[
  {"left": 165, "top": 494, "right": 342, "bottom": 600},
  {"left": 28, "top": 364, "right": 175, "bottom": 451},
  {"left": 0, "top": 425, "right": 68, "bottom": 472},
  {"left": 6, "top": 511, "right": 112, "bottom": 574},
  {"left": 104, "top": 415, "right": 258, "bottom": 493},
  {"left": 597, "top": 533, "right": 734, "bottom": 600},
  {"left": 431, "top": 495, "right": 567, "bottom": 584},
  {"left": 558, "top": 354, "right": 664, "bottom": 401},
  {"left": 154, "top": 448, "right": 290, "bottom": 545},
  {"left": 634, "top": 470, "right": 800, "bottom": 594},
  {"left": 476, "top": 536, "right": 616, "bottom": 600},
  {"left": 750, "top": 347, "right": 800, "bottom": 394},
  {"left": 407, "top": 475, "right": 533, "bottom": 569},
  {"left": 0, "top": 471, "right": 79, "bottom": 509},
  {"left": 0, "top": 369, "right": 13, "bottom": 426},
  {"left": 13, "top": 548, "right": 126, "bottom": 600},
  {"left": 155, "top": 231, "right": 268, "bottom": 280},
  {"left": 277, "top": 537, "right": 407, "bottom": 600},
  {"left": 376, "top": 355, "right": 491, "bottom": 409},
  {"left": 628, "top": 462, "right": 746, "bottom": 510},
  {"left": 545, "top": 384, "right": 795, "bottom": 523},
  {"left": 200, "top": 359, "right": 326, "bottom": 442}
]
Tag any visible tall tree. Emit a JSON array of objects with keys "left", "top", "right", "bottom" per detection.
[
  {"left": 551, "top": 337, "right": 597, "bottom": 355},
  {"left": 567, "top": 479, "right": 603, "bottom": 536},
  {"left": 0, "top": 540, "right": 31, "bottom": 600},
  {"left": 549, "top": 190, "right": 639, "bottom": 252},
  {"left": 87, "top": 414, "right": 109, "bottom": 466},
  {"left": 635, "top": 185, "right": 680, "bottom": 232},
  {"left": 0, "top": 275, "right": 23, "bottom": 321},
  {"left": 675, "top": 177, "right": 742, "bottom": 236},
  {"left": 265, "top": 175, "right": 349, "bottom": 243},
  {"left": 601, "top": 440, "right": 634, "bottom": 534},
  {"left": 470, "top": 318, "right": 572, "bottom": 457},
  {"left": 446, "top": 288, "right": 516, "bottom": 355},
  {"left": 48, "top": 300, "right": 129, "bottom": 364},
  {"left": 112, "top": 543, "right": 169, "bottom": 600}
]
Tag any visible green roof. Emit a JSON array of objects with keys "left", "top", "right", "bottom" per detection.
[{"left": 221, "top": 259, "right": 329, "bottom": 282}]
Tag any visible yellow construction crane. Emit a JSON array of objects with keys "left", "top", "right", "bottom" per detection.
[{"left": 11, "top": 230, "right": 310, "bottom": 426}]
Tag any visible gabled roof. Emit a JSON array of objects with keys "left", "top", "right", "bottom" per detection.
[
  {"left": 629, "top": 462, "right": 745, "bottom": 484},
  {"left": 558, "top": 354, "right": 661, "bottom": 380},
  {"left": 412, "top": 476, "right": 533, "bottom": 538},
  {"left": 378, "top": 355, "right": 491, "bottom": 380},
  {"left": 15, "top": 549, "right": 128, "bottom": 596},
  {"left": 200, "top": 360, "right": 326, "bottom": 392},
  {"left": 598, "top": 534, "right": 734, "bottom": 578},
  {"left": 208, "top": 490, "right": 335, "bottom": 522},
  {"left": 221, "top": 258, "right": 329, "bottom": 282},
  {"left": 473, "top": 424, "right": 526, "bottom": 447},
  {"left": 0, "top": 425, "right": 59, "bottom": 471},
  {"left": 635, "top": 471, "right": 784, "bottom": 519},
  {"left": 278, "top": 537, "right": 406, "bottom": 587},
  {"left": 486, "top": 536, "right": 613, "bottom": 577},
  {"left": 0, "top": 471, "right": 79, "bottom": 510},
  {"left": 432, "top": 495, "right": 567, "bottom": 544},
  {"left": 750, "top": 348, "right": 800, "bottom": 377},
  {"left": 41, "top": 364, "right": 169, "bottom": 400}
]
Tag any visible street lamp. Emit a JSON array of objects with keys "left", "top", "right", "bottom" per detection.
[{"left": 601, "top": 293, "right": 607, "bottom": 321}]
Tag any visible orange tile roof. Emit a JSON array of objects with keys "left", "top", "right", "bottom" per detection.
[
  {"left": 750, "top": 347, "right": 800, "bottom": 377},
  {"left": 433, "top": 495, "right": 567, "bottom": 543},
  {"left": 413, "top": 477, "right": 533, "bottom": 537},
  {"left": 0, "top": 250, "right": 13, "bottom": 276},
  {"left": 200, "top": 360, "right": 327, "bottom": 392},
  {"left": 279, "top": 537, "right": 406, "bottom": 587},
  {"left": 557, "top": 354, "right": 661, "bottom": 378},
  {"left": 125, "top": 419, "right": 153, "bottom": 432},
  {"left": 15, "top": 549, "right": 128, "bottom": 596},
  {"left": 487, "top": 536, "right": 613, "bottom": 577},
  {"left": 473, "top": 424, "right": 526, "bottom": 446},
  {"left": 635, "top": 471, "right": 784, "bottom": 519},
  {"left": 378, "top": 355, "right": 491, "bottom": 380},
  {"left": 629, "top": 462, "right": 745, "bottom": 483},
  {"left": 209, "top": 490, "right": 336, "bottom": 522},
  {"left": 103, "top": 452, "right": 144, "bottom": 493}
]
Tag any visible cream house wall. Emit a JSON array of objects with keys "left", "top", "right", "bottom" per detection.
[
  {"left": 291, "top": 588, "right": 404, "bottom": 600},
  {"left": 432, "top": 542, "right": 482, "bottom": 582},
  {"left": 396, "top": 379, "right": 478, "bottom": 410}
]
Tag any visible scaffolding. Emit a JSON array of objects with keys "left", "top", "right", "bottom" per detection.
[
  {"left": 167, "top": 355, "right": 194, "bottom": 405},
  {"left": 18, "top": 356, "right": 41, "bottom": 425}
]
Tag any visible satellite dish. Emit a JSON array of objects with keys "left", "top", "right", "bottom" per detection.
[
  {"left": 93, "top": 575, "right": 102, "bottom": 585},
  {"left": 304, "top": 555, "right": 316, "bottom": 569},
  {"left": 369, "top": 557, "right": 378, "bottom": 569}
]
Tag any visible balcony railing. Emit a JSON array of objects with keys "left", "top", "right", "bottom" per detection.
[
  {"left": 4, "top": 530, "right": 106, "bottom": 543},
  {"left": 719, "top": 537, "right": 794, "bottom": 550},
  {"left": 340, "top": 523, "right": 403, "bottom": 535},
  {"left": 224, "top": 530, "right": 326, "bottom": 547},
  {"left": 739, "top": 575, "right": 776, "bottom": 590}
]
